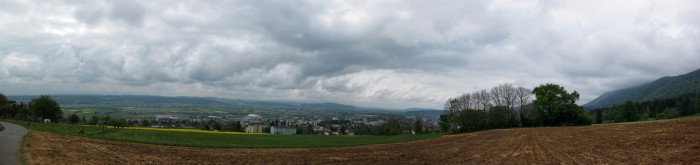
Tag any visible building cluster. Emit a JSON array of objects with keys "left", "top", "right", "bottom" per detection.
[{"left": 133, "top": 113, "right": 441, "bottom": 135}]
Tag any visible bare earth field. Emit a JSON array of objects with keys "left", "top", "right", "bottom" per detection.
[{"left": 27, "top": 119, "right": 700, "bottom": 164}]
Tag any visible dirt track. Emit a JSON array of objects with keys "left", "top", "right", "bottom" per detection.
[{"left": 27, "top": 119, "right": 700, "bottom": 164}]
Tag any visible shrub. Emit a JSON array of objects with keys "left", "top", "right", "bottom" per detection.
[{"left": 657, "top": 108, "right": 680, "bottom": 119}]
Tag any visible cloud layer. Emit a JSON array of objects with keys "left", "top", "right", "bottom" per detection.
[{"left": 1, "top": 0, "right": 699, "bottom": 109}]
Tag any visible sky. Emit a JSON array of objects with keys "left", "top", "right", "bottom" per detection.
[{"left": 1, "top": 0, "right": 699, "bottom": 109}]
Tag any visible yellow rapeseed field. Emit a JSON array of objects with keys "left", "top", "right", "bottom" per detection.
[
  {"left": 89, "top": 125, "right": 269, "bottom": 135},
  {"left": 135, "top": 127, "right": 269, "bottom": 135}
]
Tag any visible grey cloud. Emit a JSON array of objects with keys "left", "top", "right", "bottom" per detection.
[
  {"left": 2, "top": 0, "right": 700, "bottom": 108},
  {"left": 109, "top": 0, "right": 146, "bottom": 26}
]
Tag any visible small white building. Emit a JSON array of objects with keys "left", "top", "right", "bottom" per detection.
[{"left": 270, "top": 126, "right": 297, "bottom": 135}]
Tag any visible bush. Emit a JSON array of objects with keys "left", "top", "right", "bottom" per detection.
[
  {"left": 657, "top": 108, "right": 680, "bottom": 119},
  {"left": 67, "top": 113, "right": 80, "bottom": 124}
]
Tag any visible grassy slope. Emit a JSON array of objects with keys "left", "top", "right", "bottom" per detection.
[
  {"left": 1, "top": 119, "right": 441, "bottom": 148},
  {"left": 0, "top": 123, "right": 4, "bottom": 131},
  {"left": 679, "top": 113, "right": 700, "bottom": 119}
]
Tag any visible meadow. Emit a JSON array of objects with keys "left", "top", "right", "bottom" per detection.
[{"left": 2, "top": 119, "right": 441, "bottom": 148}]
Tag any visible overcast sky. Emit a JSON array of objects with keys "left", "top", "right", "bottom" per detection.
[{"left": 1, "top": 0, "right": 699, "bottom": 109}]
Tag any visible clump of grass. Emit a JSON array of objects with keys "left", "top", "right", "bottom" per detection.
[{"left": 20, "top": 131, "right": 32, "bottom": 165}]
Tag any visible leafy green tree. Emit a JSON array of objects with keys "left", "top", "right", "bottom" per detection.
[
  {"left": 414, "top": 117, "right": 423, "bottom": 134},
  {"left": 224, "top": 120, "right": 242, "bottom": 132},
  {"left": 109, "top": 118, "right": 127, "bottom": 129},
  {"left": 690, "top": 98, "right": 700, "bottom": 115},
  {"left": 141, "top": 120, "right": 151, "bottom": 127},
  {"left": 615, "top": 101, "right": 640, "bottom": 122},
  {"left": 438, "top": 114, "right": 451, "bottom": 132},
  {"left": 212, "top": 122, "right": 222, "bottom": 131},
  {"left": 1, "top": 104, "right": 12, "bottom": 118},
  {"left": 31, "top": 95, "right": 63, "bottom": 122},
  {"left": 532, "top": 83, "right": 591, "bottom": 126},
  {"left": 595, "top": 110, "right": 603, "bottom": 124},
  {"left": 89, "top": 116, "right": 100, "bottom": 125},
  {"left": 306, "top": 124, "right": 317, "bottom": 135},
  {"left": 102, "top": 116, "right": 111, "bottom": 125},
  {"left": 488, "top": 106, "right": 518, "bottom": 128},
  {"left": 67, "top": 113, "right": 80, "bottom": 124},
  {"left": 371, "top": 118, "right": 403, "bottom": 135},
  {"left": 0, "top": 93, "right": 9, "bottom": 117},
  {"left": 0, "top": 93, "right": 8, "bottom": 106}
]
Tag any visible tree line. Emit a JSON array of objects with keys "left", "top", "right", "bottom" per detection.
[
  {"left": 439, "top": 83, "right": 592, "bottom": 134},
  {"left": 1, "top": 94, "right": 63, "bottom": 122},
  {"left": 590, "top": 92, "right": 700, "bottom": 123}
]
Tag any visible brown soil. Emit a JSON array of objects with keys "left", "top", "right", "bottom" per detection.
[{"left": 27, "top": 119, "right": 700, "bottom": 164}]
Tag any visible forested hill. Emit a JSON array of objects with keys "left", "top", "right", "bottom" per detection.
[{"left": 584, "top": 68, "right": 700, "bottom": 109}]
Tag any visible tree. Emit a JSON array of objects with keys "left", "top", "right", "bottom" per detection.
[
  {"left": 532, "top": 83, "right": 591, "bottom": 126},
  {"left": 1, "top": 104, "right": 12, "bottom": 118},
  {"left": 306, "top": 124, "right": 316, "bottom": 135},
  {"left": 102, "top": 116, "right": 111, "bottom": 125},
  {"left": 438, "top": 114, "right": 451, "bottom": 132},
  {"left": 595, "top": 110, "right": 603, "bottom": 124},
  {"left": 141, "top": 120, "right": 151, "bottom": 127},
  {"left": 488, "top": 106, "right": 518, "bottom": 128},
  {"left": 455, "top": 93, "right": 474, "bottom": 111},
  {"left": 224, "top": 120, "right": 242, "bottom": 132},
  {"left": 414, "top": 117, "right": 423, "bottom": 134},
  {"left": 109, "top": 118, "right": 127, "bottom": 129},
  {"left": 491, "top": 83, "right": 518, "bottom": 110},
  {"left": 68, "top": 113, "right": 80, "bottom": 124},
  {"left": 0, "top": 93, "right": 8, "bottom": 106},
  {"left": 89, "top": 116, "right": 100, "bottom": 125},
  {"left": 515, "top": 87, "right": 532, "bottom": 126},
  {"left": 617, "top": 101, "right": 640, "bottom": 122},
  {"left": 31, "top": 95, "right": 63, "bottom": 122},
  {"left": 212, "top": 122, "right": 222, "bottom": 131},
  {"left": 475, "top": 90, "right": 491, "bottom": 111}
]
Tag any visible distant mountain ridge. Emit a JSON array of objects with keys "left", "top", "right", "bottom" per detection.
[
  {"left": 6, "top": 94, "right": 428, "bottom": 115},
  {"left": 404, "top": 108, "right": 444, "bottom": 117},
  {"left": 584, "top": 68, "right": 700, "bottom": 109}
]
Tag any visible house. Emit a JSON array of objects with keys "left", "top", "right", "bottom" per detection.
[
  {"left": 270, "top": 126, "right": 296, "bottom": 135},
  {"left": 245, "top": 122, "right": 264, "bottom": 133}
]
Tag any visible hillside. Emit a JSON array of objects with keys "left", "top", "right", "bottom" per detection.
[
  {"left": 584, "top": 68, "right": 700, "bottom": 109},
  {"left": 404, "top": 108, "right": 444, "bottom": 117}
]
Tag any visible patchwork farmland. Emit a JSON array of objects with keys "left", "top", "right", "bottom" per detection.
[{"left": 23, "top": 118, "right": 700, "bottom": 164}]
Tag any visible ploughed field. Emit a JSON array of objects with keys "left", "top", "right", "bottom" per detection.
[{"left": 27, "top": 119, "right": 700, "bottom": 164}]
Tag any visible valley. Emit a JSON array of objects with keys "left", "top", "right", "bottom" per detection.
[{"left": 21, "top": 118, "right": 700, "bottom": 164}]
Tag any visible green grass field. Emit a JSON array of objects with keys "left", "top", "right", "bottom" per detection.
[
  {"left": 679, "top": 113, "right": 700, "bottom": 119},
  {"left": 1, "top": 119, "right": 441, "bottom": 148}
]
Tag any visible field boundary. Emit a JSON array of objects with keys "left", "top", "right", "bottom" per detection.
[
  {"left": 1, "top": 119, "right": 442, "bottom": 149},
  {"left": 20, "top": 130, "right": 31, "bottom": 165}
]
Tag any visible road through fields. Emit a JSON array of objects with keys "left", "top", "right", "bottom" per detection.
[{"left": 0, "top": 121, "right": 28, "bottom": 165}]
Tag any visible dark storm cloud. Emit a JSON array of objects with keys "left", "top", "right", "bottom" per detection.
[{"left": 1, "top": 0, "right": 700, "bottom": 108}]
